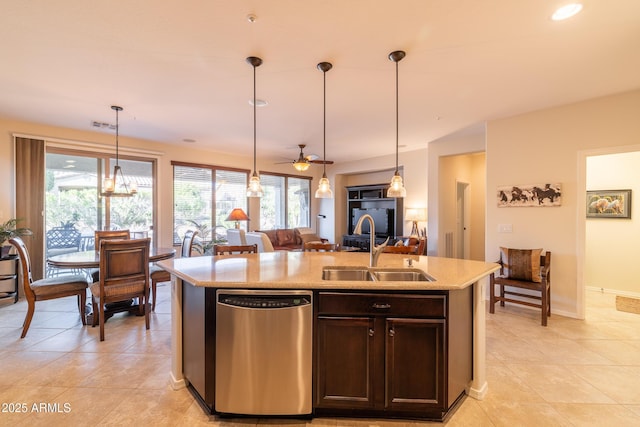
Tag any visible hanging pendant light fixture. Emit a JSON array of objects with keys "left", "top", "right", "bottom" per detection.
[
  {"left": 101, "top": 105, "right": 137, "bottom": 197},
  {"left": 246, "top": 56, "right": 264, "bottom": 197},
  {"left": 315, "top": 61, "right": 333, "bottom": 199},
  {"left": 387, "top": 50, "right": 407, "bottom": 198}
]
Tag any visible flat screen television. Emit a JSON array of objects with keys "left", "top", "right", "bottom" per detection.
[{"left": 351, "top": 208, "right": 392, "bottom": 237}]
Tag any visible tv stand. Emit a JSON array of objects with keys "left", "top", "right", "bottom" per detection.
[
  {"left": 343, "top": 184, "right": 403, "bottom": 249},
  {"left": 342, "top": 234, "right": 393, "bottom": 251}
]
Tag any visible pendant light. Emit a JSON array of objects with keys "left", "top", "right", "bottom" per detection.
[
  {"left": 101, "top": 105, "right": 137, "bottom": 197},
  {"left": 387, "top": 50, "right": 407, "bottom": 198},
  {"left": 246, "top": 56, "right": 264, "bottom": 197},
  {"left": 314, "top": 61, "right": 333, "bottom": 199}
]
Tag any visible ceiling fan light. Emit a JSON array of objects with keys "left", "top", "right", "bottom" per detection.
[
  {"left": 293, "top": 160, "right": 311, "bottom": 171},
  {"left": 315, "top": 176, "right": 333, "bottom": 198},
  {"left": 387, "top": 173, "right": 406, "bottom": 198}
]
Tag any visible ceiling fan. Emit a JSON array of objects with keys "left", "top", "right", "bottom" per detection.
[{"left": 281, "top": 144, "right": 334, "bottom": 172}]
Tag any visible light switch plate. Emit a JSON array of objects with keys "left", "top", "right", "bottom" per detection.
[{"left": 498, "top": 223, "right": 513, "bottom": 233}]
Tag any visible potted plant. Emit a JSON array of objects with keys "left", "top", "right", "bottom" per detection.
[{"left": 0, "top": 218, "right": 32, "bottom": 259}]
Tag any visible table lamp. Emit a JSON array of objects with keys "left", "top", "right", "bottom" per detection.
[
  {"left": 226, "top": 208, "right": 249, "bottom": 229},
  {"left": 405, "top": 208, "right": 427, "bottom": 237}
]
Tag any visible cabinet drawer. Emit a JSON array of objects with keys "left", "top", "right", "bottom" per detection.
[{"left": 318, "top": 292, "right": 446, "bottom": 318}]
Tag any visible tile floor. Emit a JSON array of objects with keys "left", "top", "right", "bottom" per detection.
[{"left": 0, "top": 284, "right": 639, "bottom": 426}]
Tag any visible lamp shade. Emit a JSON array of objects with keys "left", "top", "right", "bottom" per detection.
[
  {"left": 226, "top": 208, "right": 249, "bottom": 222},
  {"left": 405, "top": 208, "right": 427, "bottom": 222}
]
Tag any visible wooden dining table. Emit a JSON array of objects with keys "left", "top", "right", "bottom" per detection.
[
  {"left": 47, "top": 246, "right": 176, "bottom": 269},
  {"left": 47, "top": 247, "right": 176, "bottom": 323}
]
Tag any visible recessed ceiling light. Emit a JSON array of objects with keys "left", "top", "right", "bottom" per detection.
[
  {"left": 552, "top": 3, "right": 583, "bottom": 21},
  {"left": 65, "top": 159, "right": 76, "bottom": 163},
  {"left": 63, "top": 165, "right": 75, "bottom": 169},
  {"left": 249, "top": 99, "right": 268, "bottom": 107}
]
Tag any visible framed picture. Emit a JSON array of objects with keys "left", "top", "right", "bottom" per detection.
[
  {"left": 586, "top": 190, "right": 631, "bottom": 219},
  {"left": 497, "top": 183, "right": 562, "bottom": 207}
]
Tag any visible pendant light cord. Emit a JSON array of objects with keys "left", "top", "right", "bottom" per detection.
[
  {"left": 395, "top": 59, "right": 399, "bottom": 174},
  {"left": 253, "top": 63, "right": 257, "bottom": 174},
  {"left": 322, "top": 69, "right": 327, "bottom": 177}
]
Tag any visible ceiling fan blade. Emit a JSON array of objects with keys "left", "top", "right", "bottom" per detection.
[{"left": 310, "top": 159, "right": 334, "bottom": 165}]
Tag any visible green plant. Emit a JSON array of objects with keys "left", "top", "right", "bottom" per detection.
[{"left": 0, "top": 218, "right": 32, "bottom": 246}]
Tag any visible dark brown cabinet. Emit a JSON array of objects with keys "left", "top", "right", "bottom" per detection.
[{"left": 315, "top": 290, "right": 470, "bottom": 421}]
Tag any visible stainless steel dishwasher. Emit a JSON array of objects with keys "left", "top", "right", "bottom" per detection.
[{"left": 215, "top": 289, "right": 313, "bottom": 415}]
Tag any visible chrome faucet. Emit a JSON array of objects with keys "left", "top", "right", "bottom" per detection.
[{"left": 353, "top": 214, "right": 389, "bottom": 267}]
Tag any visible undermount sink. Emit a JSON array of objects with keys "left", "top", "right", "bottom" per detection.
[
  {"left": 322, "top": 266, "right": 434, "bottom": 282},
  {"left": 370, "top": 268, "right": 435, "bottom": 282},
  {"left": 322, "top": 266, "right": 373, "bottom": 281}
]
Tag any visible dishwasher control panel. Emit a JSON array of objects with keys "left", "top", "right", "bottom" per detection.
[{"left": 218, "top": 294, "right": 311, "bottom": 309}]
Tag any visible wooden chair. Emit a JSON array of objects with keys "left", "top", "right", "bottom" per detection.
[
  {"left": 10, "top": 236, "right": 88, "bottom": 338},
  {"left": 213, "top": 244, "right": 258, "bottom": 255},
  {"left": 304, "top": 242, "right": 336, "bottom": 252},
  {"left": 148, "top": 230, "right": 200, "bottom": 312},
  {"left": 91, "top": 229, "right": 131, "bottom": 282},
  {"left": 90, "top": 238, "right": 151, "bottom": 341},
  {"left": 94, "top": 229, "right": 131, "bottom": 251},
  {"left": 383, "top": 244, "right": 419, "bottom": 254},
  {"left": 489, "top": 249, "right": 551, "bottom": 326}
]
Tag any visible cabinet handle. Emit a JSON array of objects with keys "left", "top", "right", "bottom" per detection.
[
  {"left": 372, "top": 303, "right": 391, "bottom": 309},
  {"left": 368, "top": 328, "right": 374, "bottom": 337},
  {"left": 389, "top": 328, "right": 395, "bottom": 337}
]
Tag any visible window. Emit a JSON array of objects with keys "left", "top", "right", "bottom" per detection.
[
  {"left": 46, "top": 150, "right": 155, "bottom": 238},
  {"left": 260, "top": 173, "right": 311, "bottom": 230},
  {"left": 172, "top": 162, "right": 248, "bottom": 245}
]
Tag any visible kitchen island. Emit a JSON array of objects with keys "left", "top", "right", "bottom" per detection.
[{"left": 158, "top": 251, "right": 499, "bottom": 421}]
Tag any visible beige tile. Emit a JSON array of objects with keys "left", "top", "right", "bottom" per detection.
[
  {"left": 477, "top": 400, "right": 573, "bottom": 427},
  {"left": 0, "top": 351, "right": 66, "bottom": 386},
  {"left": 552, "top": 403, "right": 640, "bottom": 427},
  {"left": 503, "top": 363, "right": 616, "bottom": 404},
  {"left": 571, "top": 365, "right": 640, "bottom": 404}
]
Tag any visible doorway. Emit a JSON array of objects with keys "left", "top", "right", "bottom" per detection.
[{"left": 456, "top": 181, "right": 471, "bottom": 259}]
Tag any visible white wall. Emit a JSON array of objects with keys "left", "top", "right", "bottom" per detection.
[
  {"left": 486, "top": 89, "right": 640, "bottom": 318},
  {"left": 585, "top": 151, "right": 640, "bottom": 295}
]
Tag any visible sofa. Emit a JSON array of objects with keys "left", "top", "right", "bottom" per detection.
[{"left": 254, "top": 227, "right": 325, "bottom": 251}]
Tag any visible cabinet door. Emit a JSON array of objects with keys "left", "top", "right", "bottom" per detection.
[
  {"left": 316, "top": 316, "right": 376, "bottom": 409},
  {"left": 385, "top": 318, "right": 445, "bottom": 411}
]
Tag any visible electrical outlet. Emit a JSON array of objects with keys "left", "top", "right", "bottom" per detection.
[{"left": 498, "top": 224, "right": 513, "bottom": 233}]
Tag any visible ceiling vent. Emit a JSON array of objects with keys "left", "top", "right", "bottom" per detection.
[{"left": 91, "top": 121, "right": 116, "bottom": 130}]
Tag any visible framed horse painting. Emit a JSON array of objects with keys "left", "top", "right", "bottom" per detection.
[
  {"left": 497, "top": 183, "right": 562, "bottom": 207},
  {"left": 586, "top": 189, "right": 631, "bottom": 219}
]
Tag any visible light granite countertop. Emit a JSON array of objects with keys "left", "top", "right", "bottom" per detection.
[{"left": 157, "top": 251, "right": 500, "bottom": 291}]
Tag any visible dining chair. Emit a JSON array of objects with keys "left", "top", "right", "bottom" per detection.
[
  {"left": 90, "top": 238, "right": 151, "bottom": 341},
  {"left": 10, "top": 236, "right": 88, "bottom": 338},
  {"left": 382, "top": 245, "right": 419, "bottom": 254},
  {"left": 148, "top": 230, "right": 200, "bottom": 312},
  {"left": 303, "top": 242, "right": 336, "bottom": 252},
  {"left": 213, "top": 244, "right": 258, "bottom": 255},
  {"left": 91, "top": 229, "right": 130, "bottom": 283},
  {"left": 94, "top": 229, "right": 130, "bottom": 251}
]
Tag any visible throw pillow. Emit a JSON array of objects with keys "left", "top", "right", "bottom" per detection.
[
  {"left": 276, "top": 229, "right": 296, "bottom": 246},
  {"left": 499, "top": 247, "right": 543, "bottom": 283},
  {"left": 300, "top": 233, "right": 322, "bottom": 244}
]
